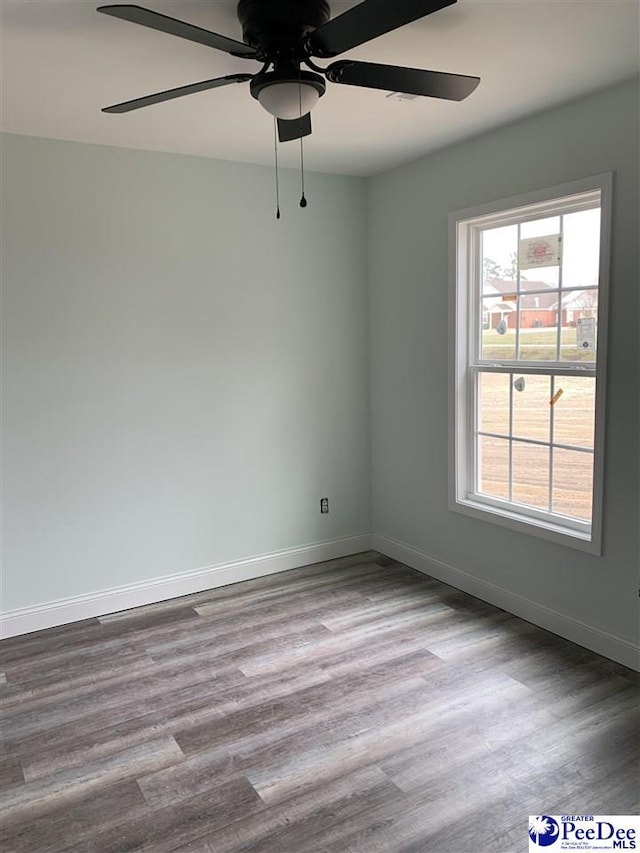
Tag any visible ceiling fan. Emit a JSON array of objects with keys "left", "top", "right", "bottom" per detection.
[{"left": 98, "top": 0, "right": 480, "bottom": 143}]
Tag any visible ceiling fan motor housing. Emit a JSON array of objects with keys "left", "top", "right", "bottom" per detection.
[{"left": 237, "top": 0, "right": 330, "bottom": 57}]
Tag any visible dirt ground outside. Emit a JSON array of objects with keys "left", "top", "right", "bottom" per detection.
[{"left": 477, "top": 328, "right": 596, "bottom": 522}]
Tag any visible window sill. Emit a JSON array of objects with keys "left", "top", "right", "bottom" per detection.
[{"left": 451, "top": 494, "right": 601, "bottom": 555}]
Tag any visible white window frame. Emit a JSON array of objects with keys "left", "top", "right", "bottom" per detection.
[{"left": 449, "top": 174, "right": 612, "bottom": 554}]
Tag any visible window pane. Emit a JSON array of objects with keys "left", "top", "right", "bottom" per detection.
[
  {"left": 562, "top": 208, "right": 601, "bottom": 290},
  {"left": 482, "top": 224, "right": 517, "bottom": 295},
  {"left": 519, "top": 217, "right": 561, "bottom": 304},
  {"left": 481, "top": 300, "right": 516, "bottom": 360},
  {"left": 512, "top": 375, "right": 551, "bottom": 444},
  {"left": 477, "top": 436, "right": 510, "bottom": 500},
  {"left": 560, "top": 290, "right": 598, "bottom": 363},
  {"left": 520, "top": 216, "right": 561, "bottom": 239},
  {"left": 512, "top": 441, "right": 549, "bottom": 511},
  {"left": 478, "top": 372, "right": 510, "bottom": 436},
  {"left": 518, "top": 284, "right": 559, "bottom": 348},
  {"left": 552, "top": 448, "right": 594, "bottom": 522},
  {"left": 520, "top": 267, "right": 560, "bottom": 291},
  {"left": 518, "top": 318, "right": 560, "bottom": 361},
  {"left": 553, "top": 377, "right": 596, "bottom": 449}
]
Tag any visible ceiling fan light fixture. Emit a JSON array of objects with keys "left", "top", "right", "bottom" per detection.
[
  {"left": 258, "top": 81, "right": 319, "bottom": 119},
  {"left": 250, "top": 69, "right": 326, "bottom": 120}
]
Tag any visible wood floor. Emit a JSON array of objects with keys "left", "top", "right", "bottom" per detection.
[{"left": 1, "top": 553, "right": 638, "bottom": 853}]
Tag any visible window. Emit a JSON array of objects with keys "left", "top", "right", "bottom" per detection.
[{"left": 449, "top": 175, "right": 612, "bottom": 553}]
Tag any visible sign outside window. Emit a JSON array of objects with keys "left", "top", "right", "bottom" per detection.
[{"left": 518, "top": 233, "right": 562, "bottom": 269}]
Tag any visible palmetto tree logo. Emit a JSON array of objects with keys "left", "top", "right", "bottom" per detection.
[{"left": 529, "top": 816, "right": 560, "bottom": 847}]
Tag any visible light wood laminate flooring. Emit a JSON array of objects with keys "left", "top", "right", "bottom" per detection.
[{"left": 1, "top": 553, "right": 638, "bottom": 852}]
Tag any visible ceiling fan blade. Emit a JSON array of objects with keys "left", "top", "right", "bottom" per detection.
[
  {"left": 97, "top": 5, "right": 258, "bottom": 58},
  {"left": 277, "top": 113, "right": 312, "bottom": 143},
  {"left": 102, "top": 74, "right": 252, "bottom": 113},
  {"left": 308, "top": 0, "right": 456, "bottom": 58},
  {"left": 326, "top": 60, "right": 480, "bottom": 101}
]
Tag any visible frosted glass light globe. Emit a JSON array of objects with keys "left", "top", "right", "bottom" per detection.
[{"left": 258, "top": 82, "right": 320, "bottom": 119}]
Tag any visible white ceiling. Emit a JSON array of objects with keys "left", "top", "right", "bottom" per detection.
[{"left": 1, "top": 0, "right": 638, "bottom": 176}]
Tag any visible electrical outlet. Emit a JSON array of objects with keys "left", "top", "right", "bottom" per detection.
[{"left": 320, "top": 498, "right": 329, "bottom": 514}]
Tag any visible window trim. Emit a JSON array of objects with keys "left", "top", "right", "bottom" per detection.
[{"left": 448, "top": 174, "right": 612, "bottom": 554}]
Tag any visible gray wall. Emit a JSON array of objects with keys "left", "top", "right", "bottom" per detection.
[
  {"left": 3, "top": 79, "right": 638, "bottom": 653},
  {"left": 368, "top": 79, "right": 639, "bottom": 646},
  {"left": 1, "top": 134, "right": 370, "bottom": 611}
]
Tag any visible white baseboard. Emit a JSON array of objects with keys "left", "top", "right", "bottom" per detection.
[
  {"left": 5, "top": 531, "right": 637, "bottom": 672},
  {"left": 0, "top": 534, "right": 373, "bottom": 639},
  {"left": 373, "top": 534, "right": 640, "bottom": 672}
]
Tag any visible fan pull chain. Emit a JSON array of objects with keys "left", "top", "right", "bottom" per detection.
[
  {"left": 299, "top": 136, "right": 307, "bottom": 208},
  {"left": 298, "top": 77, "right": 307, "bottom": 208},
  {"left": 273, "top": 118, "right": 281, "bottom": 220}
]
